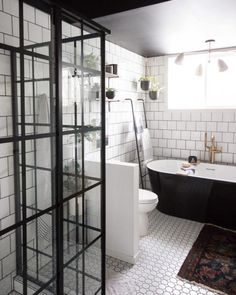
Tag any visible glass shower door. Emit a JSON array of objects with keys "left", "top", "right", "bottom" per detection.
[
  {"left": 17, "top": 2, "right": 58, "bottom": 293},
  {"left": 0, "top": 1, "right": 106, "bottom": 294},
  {"left": 61, "top": 14, "right": 104, "bottom": 295}
]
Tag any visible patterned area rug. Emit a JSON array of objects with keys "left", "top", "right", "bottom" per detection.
[{"left": 178, "top": 225, "right": 236, "bottom": 295}]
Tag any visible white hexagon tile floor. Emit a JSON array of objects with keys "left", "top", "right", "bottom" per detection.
[{"left": 106, "top": 209, "right": 218, "bottom": 295}]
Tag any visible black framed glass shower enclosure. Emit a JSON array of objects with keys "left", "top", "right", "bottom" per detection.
[{"left": 0, "top": 0, "right": 107, "bottom": 294}]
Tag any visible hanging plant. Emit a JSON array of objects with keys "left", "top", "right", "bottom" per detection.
[
  {"left": 148, "top": 77, "right": 163, "bottom": 100},
  {"left": 139, "top": 76, "right": 152, "bottom": 91}
]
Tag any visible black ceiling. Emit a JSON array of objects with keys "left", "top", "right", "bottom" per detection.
[
  {"left": 94, "top": 0, "right": 236, "bottom": 57},
  {"left": 57, "top": 0, "right": 236, "bottom": 57},
  {"left": 61, "top": 0, "right": 170, "bottom": 19}
]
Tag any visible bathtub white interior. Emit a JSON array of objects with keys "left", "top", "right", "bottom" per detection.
[{"left": 147, "top": 159, "right": 236, "bottom": 184}]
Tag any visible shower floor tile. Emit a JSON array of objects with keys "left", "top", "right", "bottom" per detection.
[{"left": 106, "top": 209, "right": 218, "bottom": 295}]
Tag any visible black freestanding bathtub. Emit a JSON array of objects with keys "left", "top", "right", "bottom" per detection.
[{"left": 147, "top": 160, "right": 236, "bottom": 230}]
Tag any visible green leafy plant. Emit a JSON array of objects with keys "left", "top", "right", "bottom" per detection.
[
  {"left": 106, "top": 87, "right": 116, "bottom": 92},
  {"left": 139, "top": 76, "right": 152, "bottom": 81},
  {"left": 84, "top": 53, "right": 99, "bottom": 69},
  {"left": 63, "top": 160, "right": 82, "bottom": 192},
  {"left": 63, "top": 160, "right": 90, "bottom": 192},
  {"left": 67, "top": 119, "right": 100, "bottom": 144},
  {"left": 150, "top": 77, "right": 163, "bottom": 91}
]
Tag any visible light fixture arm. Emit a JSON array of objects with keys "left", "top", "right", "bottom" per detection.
[{"left": 205, "top": 39, "right": 215, "bottom": 64}]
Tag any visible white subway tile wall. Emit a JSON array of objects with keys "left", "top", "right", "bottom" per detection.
[
  {"left": 104, "top": 41, "right": 146, "bottom": 162},
  {"left": 0, "top": 1, "right": 51, "bottom": 293},
  {"left": 146, "top": 56, "right": 236, "bottom": 165}
]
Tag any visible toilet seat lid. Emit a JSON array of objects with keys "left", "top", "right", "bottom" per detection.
[{"left": 139, "top": 189, "right": 158, "bottom": 204}]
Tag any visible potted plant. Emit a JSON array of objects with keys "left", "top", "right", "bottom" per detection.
[
  {"left": 149, "top": 87, "right": 159, "bottom": 100},
  {"left": 84, "top": 53, "right": 99, "bottom": 69},
  {"left": 149, "top": 78, "right": 163, "bottom": 100},
  {"left": 106, "top": 88, "right": 116, "bottom": 99},
  {"left": 139, "top": 76, "right": 152, "bottom": 91}
]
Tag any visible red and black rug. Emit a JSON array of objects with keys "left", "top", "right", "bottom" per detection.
[{"left": 178, "top": 225, "right": 236, "bottom": 295}]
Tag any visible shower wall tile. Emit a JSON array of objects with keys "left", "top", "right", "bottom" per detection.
[
  {"left": 0, "top": 237, "right": 11, "bottom": 261},
  {"left": 3, "top": 0, "right": 19, "bottom": 17},
  {"left": 0, "top": 2, "right": 54, "bottom": 290},
  {"left": 35, "top": 9, "right": 49, "bottom": 28},
  {"left": 0, "top": 158, "right": 8, "bottom": 178},
  {"left": 145, "top": 55, "right": 236, "bottom": 165},
  {"left": 0, "top": 11, "right": 12, "bottom": 35},
  {"left": 28, "top": 22, "right": 42, "bottom": 43},
  {"left": 2, "top": 252, "right": 16, "bottom": 277},
  {"left": 23, "top": 4, "right": 35, "bottom": 23}
]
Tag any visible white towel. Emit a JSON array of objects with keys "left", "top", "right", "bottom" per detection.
[
  {"left": 37, "top": 93, "right": 49, "bottom": 124},
  {"left": 135, "top": 114, "right": 144, "bottom": 134},
  {"left": 36, "top": 94, "right": 52, "bottom": 242},
  {"left": 141, "top": 128, "right": 153, "bottom": 165}
]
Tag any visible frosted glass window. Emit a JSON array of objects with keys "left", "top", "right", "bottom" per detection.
[{"left": 168, "top": 51, "right": 236, "bottom": 109}]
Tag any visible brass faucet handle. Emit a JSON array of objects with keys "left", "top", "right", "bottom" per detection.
[
  {"left": 213, "top": 146, "right": 222, "bottom": 153},
  {"left": 217, "top": 146, "right": 223, "bottom": 153}
]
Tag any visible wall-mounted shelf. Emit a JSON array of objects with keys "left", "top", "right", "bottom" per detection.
[
  {"left": 105, "top": 72, "right": 119, "bottom": 79},
  {"left": 62, "top": 61, "right": 101, "bottom": 77},
  {"left": 62, "top": 60, "right": 120, "bottom": 80}
]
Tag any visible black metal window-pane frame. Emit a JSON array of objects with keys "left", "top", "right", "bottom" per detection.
[{"left": 0, "top": 0, "right": 107, "bottom": 294}]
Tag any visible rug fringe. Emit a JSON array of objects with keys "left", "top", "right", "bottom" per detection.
[{"left": 177, "top": 275, "right": 229, "bottom": 295}]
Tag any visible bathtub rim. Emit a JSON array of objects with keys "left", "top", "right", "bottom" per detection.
[{"left": 147, "top": 159, "right": 236, "bottom": 184}]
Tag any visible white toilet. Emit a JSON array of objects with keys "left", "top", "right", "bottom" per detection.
[{"left": 139, "top": 189, "right": 158, "bottom": 236}]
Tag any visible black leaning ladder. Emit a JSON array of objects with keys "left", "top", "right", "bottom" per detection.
[{"left": 125, "top": 98, "right": 148, "bottom": 189}]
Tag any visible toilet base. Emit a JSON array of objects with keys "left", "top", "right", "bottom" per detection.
[{"left": 139, "top": 212, "right": 149, "bottom": 236}]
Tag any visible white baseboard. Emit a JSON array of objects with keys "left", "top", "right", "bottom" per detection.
[{"left": 106, "top": 248, "right": 140, "bottom": 264}]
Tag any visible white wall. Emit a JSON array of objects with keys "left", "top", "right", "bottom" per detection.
[
  {"left": 105, "top": 41, "right": 146, "bottom": 162},
  {"left": 106, "top": 161, "right": 139, "bottom": 264}
]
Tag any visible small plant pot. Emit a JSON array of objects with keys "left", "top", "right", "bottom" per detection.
[
  {"left": 149, "top": 90, "right": 158, "bottom": 100},
  {"left": 140, "top": 80, "right": 150, "bottom": 91},
  {"left": 106, "top": 91, "right": 115, "bottom": 99},
  {"left": 105, "top": 65, "right": 113, "bottom": 74}
]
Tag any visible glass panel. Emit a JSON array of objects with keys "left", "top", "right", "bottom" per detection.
[
  {"left": 84, "top": 130, "right": 101, "bottom": 188},
  {"left": 63, "top": 257, "right": 83, "bottom": 295},
  {"left": 0, "top": 0, "right": 20, "bottom": 48},
  {"left": 84, "top": 238, "right": 102, "bottom": 294},
  {"left": 62, "top": 70, "right": 82, "bottom": 129},
  {"left": 63, "top": 134, "right": 82, "bottom": 199},
  {"left": 63, "top": 198, "right": 83, "bottom": 265},
  {"left": 0, "top": 142, "right": 20, "bottom": 229},
  {"left": 63, "top": 238, "right": 102, "bottom": 295},
  {"left": 0, "top": 227, "right": 23, "bottom": 294},
  {"left": 0, "top": 50, "right": 13, "bottom": 140},
  {"left": 62, "top": 19, "right": 81, "bottom": 65},
  {"left": 85, "top": 185, "right": 101, "bottom": 242},
  {"left": 24, "top": 4, "right": 51, "bottom": 48},
  {"left": 27, "top": 210, "right": 56, "bottom": 290},
  {"left": 61, "top": 13, "right": 103, "bottom": 294},
  {"left": 84, "top": 38, "right": 101, "bottom": 71},
  {"left": 25, "top": 136, "right": 55, "bottom": 215}
]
